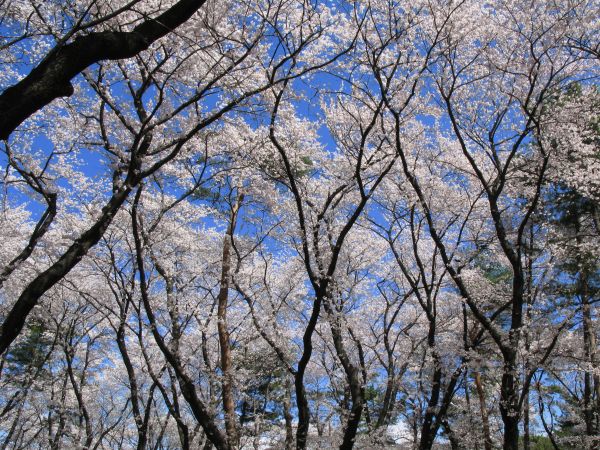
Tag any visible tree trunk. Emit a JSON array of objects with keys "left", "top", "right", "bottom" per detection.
[
  {"left": 419, "top": 364, "right": 442, "bottom": 450},
  {"left": 0, "top": 0, "right": 207, "bottom": 140},
  {"left": 376, "top": 370, "right": 395, "bottom": 428},
  {"left": 577, "top": 212, "right": 599, "bottom": 448},
  {"left": 500, "top": 359, "right": 520, "bottom": 450},
  {"left": 217, "top": 194, "right": 243, "bottom": 449},
  {"left": 474, "top": 371, "right": 493, "bottom": 450},
  {"left": 283, "top": 379, "right": 294, "bottom": 450},
  {"left": 323, "top": 298, "right": 364, "bottom": 450},
  {"left": 501, "top": 414, "right": 519, "bottom": 450},
  {"left": 294, "top": 290, "right": 324, "bottom": 450}
]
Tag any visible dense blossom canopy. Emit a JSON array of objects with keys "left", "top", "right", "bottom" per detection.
[{"left": 0, "top": 0, "right": 599, "bottom": 449}]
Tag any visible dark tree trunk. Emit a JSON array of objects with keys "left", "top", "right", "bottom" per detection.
[
  {"left": 294, "top": 293, "right": 323, "bottom": 450},
  {"left": 0, "top": 181, "right": 134, "bottom": 355},
  {"left": 419, "top": 365, "right": 442, "bottom": 450},
  {"left": 283, "top": 380, "right": 294, "bottom": 450},
  {"left": 322, "top": 298, "right": 364, "bottom": 450},
  {"left": 0, "top": 0, "right": 207, "bottom": 140},
  {"left": 501, "top": 414, "right": 520, "bottom": 450},
  {"left": 500, "top": 354, "right": 520, "bottom": 450}
]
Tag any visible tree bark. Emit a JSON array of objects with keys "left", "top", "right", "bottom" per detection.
[
  {"left": 500, "top": 352, "right": 520, "bottom": 450},
  {"left": 283, "top": 379, "right": 294, "bottom": 450},
  {"left": 294, "top": 292, "right": 323, "bottom": 450},
  {"left": 474, "top": 371, "right": 493, "bottom": 450},
  {"left": 322, "top": 297, "right": 364, "bottom": 450},
  {"left": 575, "top": 212, "right": 600, "bottom": 448},
  {"left": 217, "top": 194, "right": 243, "bottom": 449}
]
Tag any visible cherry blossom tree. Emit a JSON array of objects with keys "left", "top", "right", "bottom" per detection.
[{"left": 1, "top": 1, "right": 598, "bottom": 449}]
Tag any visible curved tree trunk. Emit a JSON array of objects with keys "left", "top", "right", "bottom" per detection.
[{"left": 0, "top": 0, "right": 207, "bottom": 140}]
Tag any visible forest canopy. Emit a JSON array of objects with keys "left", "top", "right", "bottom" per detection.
[{"left": 0, "top": 1, "right": 599, "bottom": 449}]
